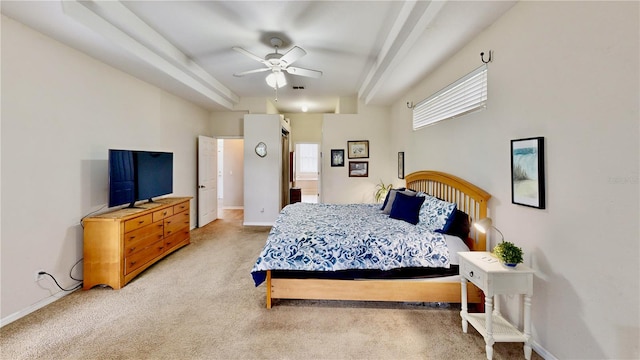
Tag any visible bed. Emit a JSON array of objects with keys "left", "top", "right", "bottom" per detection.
[{"left": 251, "top": 170, "right": 491, "bottom": 309}]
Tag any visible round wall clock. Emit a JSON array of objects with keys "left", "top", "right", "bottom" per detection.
[{"left": 255, "top": 142, "right": 267, "bottom": 157}]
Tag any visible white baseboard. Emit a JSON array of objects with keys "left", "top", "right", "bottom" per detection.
[
  {"left": 242, "top": 222, "right": 274, "bottom": 227},
  {"left": 0, "top": 289, "right": 78, "bottom": 328},
  {"left": 221, "top": 206, "right": 243, "bottom": 210},
  {"left": 532, "top": 340, "right": 557, "bottom": 360}
]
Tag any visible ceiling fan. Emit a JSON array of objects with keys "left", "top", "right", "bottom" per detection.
[{"left": 233, "top": 37, "right": 322, "bottom": 89}]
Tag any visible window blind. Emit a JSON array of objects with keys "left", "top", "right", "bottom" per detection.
[{"left": 413, "top": 65, "right": 487, "bottom": 130}]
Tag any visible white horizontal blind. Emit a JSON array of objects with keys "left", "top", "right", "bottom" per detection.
[{"left": 413, "top": 65, "right": 488, "bottom": 130}]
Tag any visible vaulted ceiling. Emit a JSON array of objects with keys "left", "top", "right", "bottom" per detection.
[{"left": 1, "top": 1, "right": 517, "bottom": 113}]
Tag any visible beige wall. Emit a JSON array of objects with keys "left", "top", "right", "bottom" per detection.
[
  {"left": 1, "top": 16, "right": 211, "bottom": 323},
  {"left": 322, "top": 103, "right": 393, "bottom": 204},
  {"left": 210, "top": 111, "right": 245, "bottom": 137},
  {"left": 391, "top": 2, "right": 639, "bottom": 359},
  {"left": 287, "top": 113, "right": 323, "bottom": 145}
]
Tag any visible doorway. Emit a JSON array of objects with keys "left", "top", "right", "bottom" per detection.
[
  {"left": 294, "top": 143, "right": 320, "bottom": 203},
  {"left": 217, "top": 138, "right": 244, "bottom": 219}
]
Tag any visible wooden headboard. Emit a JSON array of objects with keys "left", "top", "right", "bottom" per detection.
[{"left": 405, "top": 170, "right": 491, "bottom": 251}]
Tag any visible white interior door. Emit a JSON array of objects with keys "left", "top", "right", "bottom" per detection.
[{"left": 198, "top": 135, "right": 217, "bottom": 227}]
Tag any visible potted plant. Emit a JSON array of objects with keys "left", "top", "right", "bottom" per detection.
[
  {"left": 374, "top": 180, "right": 392, "bottom": 203},
  {"left": 492, "top": 241, "right": 523, "bottom": 268}
]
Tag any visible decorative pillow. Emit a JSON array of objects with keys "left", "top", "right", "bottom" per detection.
[
  {"left": 382, "top": 189, "right": 416, "bottom": 215},
  {"left": 436, "top": 209, "right": 470, "bottom": 239},
  {"left": 389, "top": 192, "right": 426, "bottom": 225},
  {"left": 417, "top": 194, "right": 457, "bottom": 231},
  {"left": 380, "top": 187, "right": 406, "bottom": 210}
]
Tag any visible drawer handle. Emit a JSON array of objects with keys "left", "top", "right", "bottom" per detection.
[
  {"left": 130, "top": 261, "right": 137, "bottom": 266},
  {"left": 130, "top": 247, "right": 136, "bottom": 252},
  {"left": 129, "top": 236, "right": 136, "bottom": 240},
  {"left": 469, "top": 271, "right": 474, "bottom": 278},
  {"left": 138, "top": 220, "right": 145, "bottom": 224},
  {"left": 167, "top": 231, "right": 172, "bottom": 234}
]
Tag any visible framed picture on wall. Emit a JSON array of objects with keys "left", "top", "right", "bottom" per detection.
[
  {"left": 331, "top": 149, "right": 345, "bottom": 167},
  {"left": 348, "top": 161, "right": 368, "bottom": 177},
  {"left": 511, "top": 137, "right": 545, "bottom": 209},
  {"left": 398, "top": 152, "right": 405, "bottom": 179},
  {"left": 347, "top": 140, "right": 369, "bottom": 159}
]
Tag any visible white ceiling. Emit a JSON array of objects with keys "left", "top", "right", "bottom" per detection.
[{"left": 1, "top": 1, "right": 517, "bottom": 114}]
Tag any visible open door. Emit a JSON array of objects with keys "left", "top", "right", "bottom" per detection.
[{"left": 198, "top": 135, "right": 218, "bottom": 227}]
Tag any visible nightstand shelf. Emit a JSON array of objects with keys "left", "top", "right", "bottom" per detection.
[
  {"left": 459, "top": 251, "right": 535, "bottom": 360},
  {"left": 466, "top": 313, "right": 526, "bottom": 342}
]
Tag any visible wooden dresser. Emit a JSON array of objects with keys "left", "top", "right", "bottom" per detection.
[{"left": 83, "top": 197, "right": 192, "bottom": 290}]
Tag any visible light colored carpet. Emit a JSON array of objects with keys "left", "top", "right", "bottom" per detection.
[{"left": 0, "top": 210, "right": 542, "bottom": 359}]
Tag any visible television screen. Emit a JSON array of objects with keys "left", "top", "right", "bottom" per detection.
[
  {"left": 108, "top": 149, "right": 173, "bottom": 208},
  {"left": 108, "top": 150, "right": 135, "bottom": 207},
  {"left": 135, "top": 151, "right": 173, "bottom": 202}
]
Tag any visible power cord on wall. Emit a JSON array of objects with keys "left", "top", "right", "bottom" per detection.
[
  {"left": 36, "top": 205, "right": 96, "bottom": 292},
  {"left": 38, "top": 271, "right": 82, "bottom": 292},
  {"left": 80, "top": 204, "right": 107, "bottom": 229},
  {"left": 39, "top": 258, "right": 84, "bottom": 291}
]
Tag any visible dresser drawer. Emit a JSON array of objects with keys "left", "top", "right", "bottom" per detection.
[
  {"left": 164, "top": 229, "right": 190, "bottom": 252},
  {"left": 164, "top": 210, "right": 190, "bottom": 237},
  {"left": 124, "top": 223, "right": 164, "bottom": 256},
  {"left": 124, "top": 214, "right": 153, "bottom": 233},
  {"left": 173, "top": 202, "right": 189, "bottom": 214},
  {"left": 124, "top": 222, "right": 163, "bottom": 245},
  {"left": 152, "top": 207, "right": 174, "bottom": 222},
  {"left": 461, "top": 258, "right": 487, "bottom": 291},
  {"left": 124, "top": 239, "right": 164, "bottom": 274}
]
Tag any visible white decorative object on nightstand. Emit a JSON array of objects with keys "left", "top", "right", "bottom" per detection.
[{"left": 459, "top": 251, "right": 535, "bottom": 360}]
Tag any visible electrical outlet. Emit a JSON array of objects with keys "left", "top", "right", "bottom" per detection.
[{"left": 34, "top": 270, "right": 45, "bottom": 282}]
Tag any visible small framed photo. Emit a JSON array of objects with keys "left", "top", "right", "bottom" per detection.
[
  {"left": 398, "top": 152, "right": 405, "bottom": 179},
  {"left": 348, "top": 161, "right": 369, "bottom": 177},
  {"left": 347, "top": 140, "right": 369, "bottom": 159},
  {"left": 331, "top": 149, "right": 345, "bottom": 167},
  {"left": 511, "top": 137, "right": 545, "bottom": 209}
]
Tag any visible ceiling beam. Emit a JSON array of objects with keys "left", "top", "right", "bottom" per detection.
[
  {"left": 61, "top": 0, "right": 238, "bottom": 109},
  {"left": 358, "top": 0, "right": 447, "bottom": 104}
]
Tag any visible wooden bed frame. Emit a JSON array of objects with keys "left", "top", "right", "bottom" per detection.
[{"left": 264, "top": 170, "right": 491, "bottom": 309}]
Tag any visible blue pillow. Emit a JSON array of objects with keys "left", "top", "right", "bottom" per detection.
[
  {"left": 436, "top": 209, "right": 471, "bottom": 239},
  {"left": 380, "top": 187, "right": 406, "bottom": 210},
  {"left": 389, "top": 192, "right": 426, "bottom": 225},
  {"left": 382, "top": 189, "right": 416, "bottom": 215}
]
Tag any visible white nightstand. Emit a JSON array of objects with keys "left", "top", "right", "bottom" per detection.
[{"left": 458, "top": 251, "right": 534, "bottom": 360}]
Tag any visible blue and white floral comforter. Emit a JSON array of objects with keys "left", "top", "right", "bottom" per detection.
[{"left": 251, "top": 203, "right": 450, "bottom": 286}]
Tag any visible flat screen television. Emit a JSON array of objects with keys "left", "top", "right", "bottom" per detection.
[{"left": 108, "top": 149, "right": 174, "bottom": 208}]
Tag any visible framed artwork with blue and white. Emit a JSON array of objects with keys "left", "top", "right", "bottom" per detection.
[{"left": 511, "top": 137, "right": 545, "bottom": 209}]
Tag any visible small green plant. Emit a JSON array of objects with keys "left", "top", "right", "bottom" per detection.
[
  {"left": 492, "top": 241, "right": 523, "bottom": 265},
  {"left": 374, "top": 180, "right": 392, "bottom": 203}
]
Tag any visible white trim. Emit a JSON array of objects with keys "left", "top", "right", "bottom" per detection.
[
  {"left": 221, "top": 205, "right": 244, "bottom": 210},
  {"left": 0, "top": 289, "right": 78, "bottom": 328},
  {"left": 532, "top": 340, "right": 558, "bottom": 360},
  {"left": 242, "top": 222, "right": 274, "bottom": 227}
]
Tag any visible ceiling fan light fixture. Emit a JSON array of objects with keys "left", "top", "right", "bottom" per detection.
[{"left": 265, "top": 71, "right": 287, "bottom": 89}]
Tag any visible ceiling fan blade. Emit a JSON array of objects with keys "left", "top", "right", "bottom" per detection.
[
  {"left": 232, "top": 47, "right": 267, "bottom": 64},
  {"left": 233, "top": 68, "right": 271, "bottom": 77},
  {"left": 285, "top": 66, "right": 323, "bottom": 78},
  {"left": 280, "top": 46, "right": 306, "bottom": 66}
]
